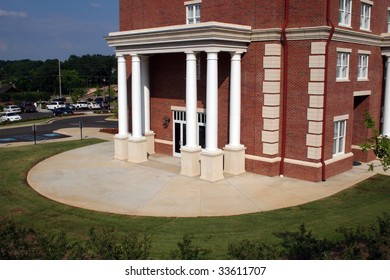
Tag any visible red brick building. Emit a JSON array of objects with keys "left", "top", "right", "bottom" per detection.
[{"left": 106, "top": 0, "right": 390, "bottom": 182}]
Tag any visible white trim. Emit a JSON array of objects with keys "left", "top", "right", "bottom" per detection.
[
  {"left": 353, "top": 90, "right": 371, "bottom": 96},
  {"left": 337, "top": 47, "right": 352, "bottom": 53},
  {"left": 284, "top": 158, "right": 322, "bottom": 168},
  {"left": 155, "top": 139, "right": 174, "bottom": 145},
  {"left": 245, "top": 154, "right": 281, "bottom": 163},
  {"left": 361, "top": 0, "right": 373, "bottom": 5},
  {"left": 171, "top": 105, "right": 205, "bottom": 113},
  {"left": 358, "top": 49, "right": 371, "bottom": 54},
  {"left": 334, "top": 114, "right": 349, "bottom": 122},
  {"left": 184, "top": 0, "right": 202, "bottom": 5},
  {"left": 326, "top": 152, "right": 354, "bottom": 165}
]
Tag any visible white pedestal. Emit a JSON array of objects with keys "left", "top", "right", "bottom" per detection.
[
  {"left": 145, "top": 131, "right": 156, "bottom": 155},
  {"left": 114, "top": 134, "right": 129, "bottom": 161},
  {"left": 200, "top": 149, "right": 224, "bottom": 182},
  {"left": 180, "top": 146, "right": 202, "bottom": 177},
  {"left": 223, "top": 145, "right": 246, "bottom": 175},
  {"left": 128, "top": 136, "right": 148, "bottom": 163}
]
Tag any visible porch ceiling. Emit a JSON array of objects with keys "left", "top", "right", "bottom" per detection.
[{"left": 105, "top": 21, "right": 252, "bottom": 55}]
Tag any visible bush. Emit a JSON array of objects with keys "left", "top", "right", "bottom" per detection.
[
  {"left": 227, "top": 239, "right": 279, "bottom": 260},
  {"left": 228, "top": 213, "right": 390, "bottom": 260},
  {"left": 170, "top": 233, "right": 212, "bottom": 260}
]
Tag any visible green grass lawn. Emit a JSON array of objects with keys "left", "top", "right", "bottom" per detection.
[{"left": 1, "top": 139, "right": 389, "bottom": 259}]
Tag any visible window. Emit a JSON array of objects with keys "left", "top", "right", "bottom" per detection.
[
  {"left": 388, "top": 11, "right": 390, "bottom": 32},
  {"left": 186, "top": 3, "right": 201, "bottom": 24},
  {"left": 337, "top": 52, "right": 350, "bottom": 80},
  {"left": 333, "top": 120, "right": 347, "bottom": 156},
  {"left": 339, "top": 0, "right": 352, "bottom": 27},
  {"left": 358, "top": 54, "right": 369, "bottom": 80},
  {"left": 360, "top": 3, "right": 371, "bottom": 31}
]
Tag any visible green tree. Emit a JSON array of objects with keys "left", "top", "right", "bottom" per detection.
[{"left": 360, "top": 112, "right": 390, "bottom": 171}]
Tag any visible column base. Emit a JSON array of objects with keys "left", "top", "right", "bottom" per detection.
[
  {"left": 114, "top": 134, "right": 129, "bottom": 161},
  {"left": 223, "top": 144, "right": 246, "bottom": 175},
  {"left": 128, "top": 136, "right": 148, "bottom": 163},
  {"left": 200, "top": 149, "right": 224, "bottom": 182},
  {"left": 180, "top": 146, "right": 201, "bottom": 177},
  {"left": 145, "top": 131, "right": 156, "bottom": 155}
]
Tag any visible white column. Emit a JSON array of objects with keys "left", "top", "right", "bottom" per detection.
[
  {"left": 229, "top": 52, "right": 242, "bottom": 147},
  {"left": 185, "top": 51, "right": 198, "bottom": 148},
  {"left": 200, "top": 50, "right": 224, "bottom": 182},
  {"left": 141, "top": 56, "right": 151, "bottom": 133},
  {"left": 141, "top": 55, "right": 155, "bottom": 154},
  {"left": 180, "top": 51, "right": 201, "bottom": 177},
  {"left": 224, "top": 52, "right": 246, "bottom": 175},
  {"left": 131, "top": 54, "right": 142, "bottom": 139},
  {"left": 383, "top": 56, "right": 390, "bottom": 137},
  {"left": 205, "top": 51, "right": 219, "bottom": 152},
  {"left": 128, "top": 54, "right": 147, "bottom": 163},
  {"left": 114, "top": 55, "right": 130, "bottom": 160},
  {"left": 117, "top": 55, "right": 129, "bottom": 137}
]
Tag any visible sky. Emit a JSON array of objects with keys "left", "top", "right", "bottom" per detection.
[{"left": 0, "top": 0, "right": 118, "bottom": 61}]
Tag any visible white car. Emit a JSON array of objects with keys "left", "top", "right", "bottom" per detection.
[
  {"left": 3, "top": 105, "right": 21, "bottom": 113},
  {"left": 74, "top": 101, "right": 89, "bottom": 110},
  {"left": 0, "top": 112, "right": 22, "bottom": 122},
  {"left": 87, "top": 102, "right": 101, "bottom": 110},
  {"left": 47, "top": 101, "right": 65, "bottom": 110}
]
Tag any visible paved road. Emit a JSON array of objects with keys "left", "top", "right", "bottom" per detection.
[{"left": 0, "top": 115, "right": 117, "bottom": 144}]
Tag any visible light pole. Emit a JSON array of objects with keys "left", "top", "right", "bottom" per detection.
[{"left": 58, "top": 59, "right": 62, "bottom": 98}]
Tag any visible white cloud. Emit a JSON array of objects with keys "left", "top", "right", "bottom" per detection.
[{"left": 0, "top": 9, "right": 27, "bottom": 18}]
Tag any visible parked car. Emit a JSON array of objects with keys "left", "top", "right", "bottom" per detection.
[
  {"left": 0, "top": 112, "right": 22, "bottom": 122},
  {"left": 74, "top": 101, "right": 88, "bottom": 110},
  {"left": 87, "top": 102, "right": 101, "bottom": 110},
  {"left": 65, "top": 103, "right": 76, "bottom": 110},
  {"left": 52, "top": 107, "right": 74, "bottom": 116},
  {"left": 47, "top": 101, "right": 66, "bottom": 110},
  {"left": 3, "top": 105, "right": 21, "bottom": 114},
  {"left": 19, "top": 102, "right": 37, "bottom": 113}
]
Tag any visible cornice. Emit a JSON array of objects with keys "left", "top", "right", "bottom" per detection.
[{"left": 106, "top": 22, "right": 252, "bottom": 54}]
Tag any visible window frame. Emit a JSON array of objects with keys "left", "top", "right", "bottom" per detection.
[
  {"left": 333, "top": 119, "right": 347, "bottom": 157},
  {"left": 336, "top": 52, "right": 350, "bottom": 81},
  {"left": 358, "top": 53, "right": 369, "bottom": 80},
  {"left": 360, "top": 2, "right": 371, "bottom": 31},
  {"left": 186, "top": 2, "right": 201, "bottom": 25},
  {"left": 339, "top": 0, "right": 352, "bottom": 27}
]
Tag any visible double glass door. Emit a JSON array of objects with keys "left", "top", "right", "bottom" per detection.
[{"left": 173, "top": 110, "right": 205, "bottom": 156}]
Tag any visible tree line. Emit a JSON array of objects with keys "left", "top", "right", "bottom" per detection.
[{"left": 0, "top": 54, "right": 117, "bottom": 95}]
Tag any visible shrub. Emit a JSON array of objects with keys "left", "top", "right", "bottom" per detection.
[{"left": 170, "top": 233, "right": 212, "bottom": 260}]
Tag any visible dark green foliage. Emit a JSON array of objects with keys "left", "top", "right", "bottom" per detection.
[
  {"left": 170, "top": 233, "right": 212, "bottom": 260},
  {"left": 227, "top": 239, "right": 279, "bottom": 260},
  {"left": 228, "top": 213, "right": 390, "bottom": 260},
  {"left": 86, "top": 228, "right": 152, "bottom": 260},
  {"left": 0, "top": 55, "right": 116, "bottom": 94},
  {"left": 360, "top": 112, "right": 390, "bottom": 171},
  {"left": 0, "top": 220, "right": 151, "bottom": 260}
]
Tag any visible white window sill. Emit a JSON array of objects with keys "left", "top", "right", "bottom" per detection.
[
  {"left": 360, "top": 28, "right": 372, "bottom": 32},
  {"left": 357, "top": 78, "right": 369, "bottom": 81},
  {"left": 338, "top": 23, "right": 352, "bottom": 28},
  {"left": 336, "top": 79, "right": 350, "bottom": 82}
]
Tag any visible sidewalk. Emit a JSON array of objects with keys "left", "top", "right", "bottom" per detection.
[{"left": 26, "top": 131, "right": 388, "bottom": 217}]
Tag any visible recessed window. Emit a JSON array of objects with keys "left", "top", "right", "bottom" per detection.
[
  {"left": 358, "top": 54, "right": 369, "bottom": 80},
  {"left": 339, "top": 0, "right": 352, "bottom": 27},
  {"left": 360, "top": 2, "right": 371, "bottom": 31},
  {"left": 186, "top": 3, "right": 201, "bottom": 24},
  {"left": 388, "top": 10, "right": 390, "bottom": 32},
  {"left": 333, "top": 120, "right": 347, "bottom": 156},
  {"left": 337, "top": 52, "right": 350, "bottom": 81}
]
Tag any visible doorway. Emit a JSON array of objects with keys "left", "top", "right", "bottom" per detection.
[{"left": 173, "top": 110, "right": 206, "bottom": 157}]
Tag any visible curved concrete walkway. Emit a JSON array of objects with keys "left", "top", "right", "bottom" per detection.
[{"left": 27, "top": 139, "right": 385, "bottom": 217}]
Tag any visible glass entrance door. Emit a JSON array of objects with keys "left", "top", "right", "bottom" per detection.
[{"left": 173, "top": 110, "right": 205, "bottom": 157}]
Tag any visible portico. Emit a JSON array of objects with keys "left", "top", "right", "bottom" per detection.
[{"left": 106, "top": 22, "right": 251, "bottom": 181}]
